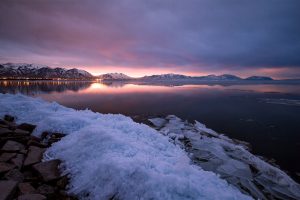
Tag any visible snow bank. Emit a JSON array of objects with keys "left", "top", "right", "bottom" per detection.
[{"left": 0, "top": 94, "right": 251, "bottom": 200}]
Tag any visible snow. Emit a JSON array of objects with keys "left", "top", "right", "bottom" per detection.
[
  {"left": 150, "top": 115, "right": 300, "bottom": 199},
  {"left": 0, "top": 93, "right": 251, "bottom": 200}
]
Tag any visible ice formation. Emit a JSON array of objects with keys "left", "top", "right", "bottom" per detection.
[
  {"left": 149, "top": 115, "right": 300, "bottom": 199},
  {"left": 0, "top": 94, "right": 251, "bottom": 200}
]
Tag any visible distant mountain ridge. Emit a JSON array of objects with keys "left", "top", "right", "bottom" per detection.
[
  {"left": 0, "top": 63, "right": 275, "bottom": 81},
  {"left": 0, "top": 63, "right": 93, "bottom": 79},
  {"left": 140, "top": 73, "right": 273, "bottom": 81},
  {"left": 97, "top": 73, "right": 132, "bottom": 80}
]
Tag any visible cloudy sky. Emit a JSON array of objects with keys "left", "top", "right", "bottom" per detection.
[{"left": 0, "top": 0, "right": 300, "bottom": 78}]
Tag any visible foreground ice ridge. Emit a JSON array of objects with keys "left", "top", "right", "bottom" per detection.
[
  {"left": 0, "top": 94, "right": 251, "bottom": 200},
  {"left": 149, "top": 116, "right": 300, "bottom": 200}
]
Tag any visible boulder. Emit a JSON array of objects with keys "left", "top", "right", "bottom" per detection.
[
  {"left": 18, "top": 182, "right": 36, "bottom": 194},
  {"left": 0, "top": 162, "right": 15, "bottom": 174},
  {"left": 22, "top": 170, "right": 39, "bottom": 182},
  {"left": 27, "top": 140, "right": 48, "bottom": 148},
  {"left": 11, "top": 154, "right": 24, "bottom": 169},
  {"left": 17, "top": 194, "right": 46, "bottom": 200},
  {"left": 33, "top": 159, "right": 61, "bottom": 182},
  {"left": 0, "top": 153, "right": 16, "bottom": 162},
  {"left": 23, "top": 146, "right": 45, "bottom": 167},
  {"left": 0, "top": 180, "right": 18, "bottom": 200},
  {"left": 4, "top": 115, "right": 14, "bottom": 122},
  {"left": 17, "top": 123, "right": 36, "bottom": 133},
  {"left": 4, "top": 169, "right": 24, "bottom": 182},
  {"left": 1, "top": 140, "right": 25, "bottom": 152}
]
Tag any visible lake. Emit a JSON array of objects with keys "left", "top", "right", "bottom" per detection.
[{"left": 1, "top": 80, "right": 300, "bottom": 182}]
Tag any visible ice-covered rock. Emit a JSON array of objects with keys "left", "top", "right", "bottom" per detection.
[{"left": 149, "top": 115, "right": 300, "bottom": 200}]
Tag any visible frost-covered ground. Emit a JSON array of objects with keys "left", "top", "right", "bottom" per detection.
[
  {"left": 0, "top": 93, "right": 251, "bottom": 200},
  {"left": 149, "top": 116, "right": 300, "bottom": 199}
]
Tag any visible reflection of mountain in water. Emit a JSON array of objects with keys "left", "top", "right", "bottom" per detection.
[{"left": 0, "top": 81, "right": 92, "bottom": 95}]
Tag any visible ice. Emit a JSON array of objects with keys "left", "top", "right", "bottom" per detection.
[
  {"left": 149, "top": 115, "right": 300, "bottom": 200},
  {"left": 0, "top": 94, "right": 251, "bottom": 200}
]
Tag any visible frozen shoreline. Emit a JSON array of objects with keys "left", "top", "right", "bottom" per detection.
[{"left": 0, "top": 93, "right": 299, "bottom": 199}]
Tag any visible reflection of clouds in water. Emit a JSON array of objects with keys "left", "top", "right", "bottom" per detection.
[{"left": 260, "top": 98, "right": 300, "bottom": 106}]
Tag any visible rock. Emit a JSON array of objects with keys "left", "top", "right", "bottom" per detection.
[
  {"left": 11, "top": 154, "right": 24, "bottom": 169},
  {"left": 33, "top": 159, "right": 61, "bottom": 182},
  {"left": 0, "top": 128, "right": 14, "bottom": 136},
  {"left": 18, "top": 194, "right": 46, "bottom": 200},
  {"left": 14, "top": 129, "right": 30, "bottom": 136},
  {"left": 27, "top": 140, "right": 48, "bottom": 148},
  {"left": 19, "top": 150, "right": 28, "bottom": 155},
  {"left": 4, "top": 115, "right": 14, "bottom": 122},
  {"left": 22, "top": 170, "right": 39, "bottom": 182},
  {"left": 23, "top": 146, "right": 45, "bottom": 167},
  {"left": 18, "top": 182, "right": 36, "bottom": 194},
  {"left": 1, "top": 140, "right": 25, "bottom": 152},
  {"left": 0, "top": 162, "right": 15, "bottom": 174},
  {"left": 17, "top": 123, "right": 36, "bottom": 133},
  {"left": 37, "top": 184, "right": 55, "bottom": 195},
  {"left": 4, "top": 169, "right": 24, "bottom": 182},
  {"left": 0, "top": 153, "right": 16, "bottom": 162},
  {"left": 0, "top": 180, "right": 18, "bottom": 200},
  {"left": 57, "top": 176, "right": 69, "bottom": 189}
]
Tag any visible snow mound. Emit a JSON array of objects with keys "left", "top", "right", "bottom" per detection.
[
  {"left": 0, "top": 94, "right": 251, "bottom": 200},
  {"left": 149, "top": 115, "right": 300, "bottom": 199}
]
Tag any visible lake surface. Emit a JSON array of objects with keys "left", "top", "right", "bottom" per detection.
[{"left": 1, "top": 80, "right": 300, "bottom": 182}]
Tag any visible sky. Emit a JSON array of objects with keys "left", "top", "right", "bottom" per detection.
[{"left": 0, "top": 0, "right": 300, "bottom": 78}]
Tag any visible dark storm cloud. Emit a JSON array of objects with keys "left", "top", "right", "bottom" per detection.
[{"left": 0, "top": 0, "right": 300, "bottom": 74}]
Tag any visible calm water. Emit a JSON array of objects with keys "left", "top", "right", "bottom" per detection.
[{"left": 1, "top": 80, "right": 300, "bottom": 181}]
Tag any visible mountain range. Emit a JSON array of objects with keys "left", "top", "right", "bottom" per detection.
[{"left": 0, "top": 63, "right": 274, "bottom": 81}]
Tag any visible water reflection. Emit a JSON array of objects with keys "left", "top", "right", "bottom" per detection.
[
  {"left": 1, "top": 80, "right": 299, "bottom": 95},
  {"left": 0, "top": 80, "right": 91, "bottom": 95}
]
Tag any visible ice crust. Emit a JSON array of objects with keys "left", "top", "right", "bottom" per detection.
[
  {"left": 0, "top": 94, "right": 251, "bottom": 200},
  {"left": 149, "top": 115, "right": 300, "bottom": 199}
]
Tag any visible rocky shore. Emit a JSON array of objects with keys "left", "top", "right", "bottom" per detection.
[{"left": 0, "top": 115, "right": 77, "bottom": 200}]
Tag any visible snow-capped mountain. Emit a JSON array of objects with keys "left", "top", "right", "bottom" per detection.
[
  {"left": 140, "top": 73, "right": 273, "bottom": 81},
  {"left": 197, "top": 74, "right": 242, "bottom": 81},
  {"left": 141, "top": 73, "right": 192, "bottom": 80},
  {"left": 245, "top": 76, "right": 273, "bottom": 81},
  {"left": 0, "top": 63, "right": 93, "bottom": 79},
  {"left": 98, "top": 73, "right": 133, "bottom": 80}
]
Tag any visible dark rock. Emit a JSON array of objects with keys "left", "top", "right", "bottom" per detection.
[
  {"left": 0, "top": 162, "right": 15, "bottom": 174},
  {"left": 0, "top": 128, "right": 14, "bottom": 136},
  {"left": 33, "top": 159, "right": 61, "bottom": 182},
  {"left": 13, "top": 129, "right": 30, "bottom": 136},
  {"left": 30, "top": 136, "right": 42, "bottom": 142},
  {"left": 23, "top": 146, "right": 45, "bottom": 167},
  {"left": 0, "top": 136, "right": 30, "bottom": 145},
  {"left": 23, "top": 170, "right": 39, "bottom": 182},
  {"left": 37, "top": 184, "right": 55, "bottom": 195},
  {"left": 17, "top": 194, "right": 46, "bottom": 200},
  {"left": 4, "top": 169, "right": 24, "bottom": 182},
  {"left": 27, "top": 140, "right": 48, "bottom": 148},
  {"left": 19, "top": 150, "right": 28, "bottom": 155},
  {"left": 1, "top": 140, "right": 25, "bottom": 152},
  {"left": 11, "top": 154, "right": 24, "bottom": 169},
  {"left": 0, "top": 180, "right": 18, "bottom": 200},
  {"left": 0, "top": 153, "right": 16, "bottom": 162},
  {"left": 17, "top": 123, "right": 36, "bottom": 133},
  {"left": 57, "top": 176, "right": 69, "bottom": 189},
  {"left": 4, "top": 115, "right": 14, "bottom": 122},
  {"left": 18, "top": 182, "right": 36, "bottom": 194}
]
